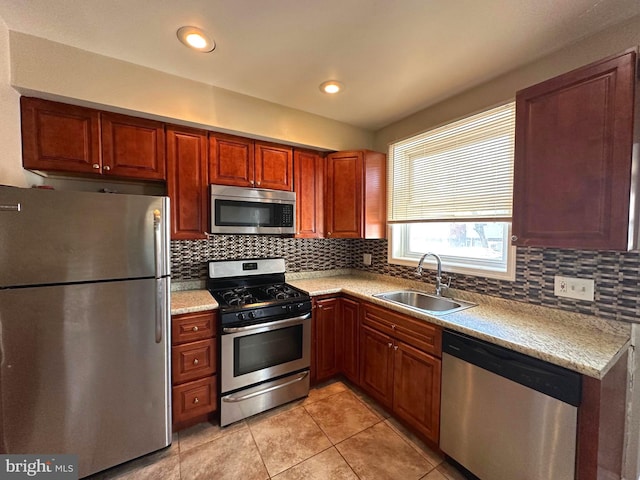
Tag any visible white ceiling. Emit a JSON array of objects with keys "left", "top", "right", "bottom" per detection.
[{"left": 0, "top": 0, "right": 638, "bottom": 130}]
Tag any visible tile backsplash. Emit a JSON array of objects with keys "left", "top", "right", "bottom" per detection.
[{"left": 171, "top": 237, "right": 640, "bottom": 324}]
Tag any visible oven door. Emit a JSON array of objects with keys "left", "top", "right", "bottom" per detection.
[{"left": 220, "top": 313, "right": 311, "bottom": 393}]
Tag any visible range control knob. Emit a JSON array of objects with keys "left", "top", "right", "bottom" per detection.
[
  {"left": 236, "top": 313, "right": 245, "bottom": 321},
  {"left": 248, "top": 311, "right": 256, "bottom": 320}
]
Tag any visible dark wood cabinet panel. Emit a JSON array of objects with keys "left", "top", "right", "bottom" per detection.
[
  {"left": 340, "top": 297, "right": 360, "bottom": 384},
  {"left": 255, "top": 141, "right": 293, "bottom": 191},
  {"left": 172, "top": 338, "right": 216, "bottom": 384},
  {"left": 393, "top": 341, "right": 441, "bottom": 443},
  {"left": 294, "top": 149, "right": 325, "bottom": 238},
  {"left": 172, "top": 376, "right": 217, "bottom": 425},
  {"left": 360, "top": 325, "right": 394, "bottom": 408},
  {"left": 314, "top": 298, "right": 341, "bottom": 382},
  {"left": 171, "top": 310, "right": 217, "bottom": 428},
  {"left": 101, "top": 112, "right": 166, "bottom": 180},
  {"left": 326, "top": 150, "right": 386, "bottom": 239},
  {"left": 167, "top": 126, "right": 208, "bottom": 240},
  {"left": 208, "top": 132, "right": 254, "bottom": 187},
  {"left": 21, "top": 97, "right": 101, "bottom": 174},
  {"left": 513, "top": 49, "right": 636, "bottom": 250}
]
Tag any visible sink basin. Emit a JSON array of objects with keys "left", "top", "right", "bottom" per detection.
[{"left": 373, "top": 290, "right": 476, "bottom": 315}]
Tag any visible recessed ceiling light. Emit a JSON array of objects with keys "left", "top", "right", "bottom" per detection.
[
  {"left": 320, "top": 80, "right": 343, "bottom": 94},
  {"left": 177, "top": 26, "right": 215, "bottom": 53}
]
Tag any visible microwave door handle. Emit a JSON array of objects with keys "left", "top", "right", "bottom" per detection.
[{"left": 222, "top": 313, "right": 311, "bottom": 334}]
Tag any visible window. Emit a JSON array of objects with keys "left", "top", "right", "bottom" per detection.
[{"left": 388, "top": 102, "right": 516, "bottom": 280}]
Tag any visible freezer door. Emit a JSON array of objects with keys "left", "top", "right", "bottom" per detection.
[
  {"left": 0, "top": 186, "right": 170, "bottom": 287},
  {"left": 0, "top": 279, "right": 171, "bottom": 478}
]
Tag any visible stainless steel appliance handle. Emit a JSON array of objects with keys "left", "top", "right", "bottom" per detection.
[
  {"left": 222, "top": 313, "right": 311, "bottom": 334},
  {"left": 222, "top": 371, "right": 309, "bottom": 403},
  {"left": 0, "top": 203, "right": 21, "bottom": 211},
  {"left": 153, "top": 209, "right": 162, "bottom": 276},
  {"left": 155, "top": 279, "right": 163, "bottom": 343}
]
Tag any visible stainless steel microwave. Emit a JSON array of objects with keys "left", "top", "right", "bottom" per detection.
[{"left": 210, "top": 185, "right": 296, "bottom": 235}]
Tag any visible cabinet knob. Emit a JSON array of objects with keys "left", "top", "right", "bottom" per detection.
[
  {"left": 387, "top": 342, "right": 393, "bottom": 349},
  {"left": 192, "top": 326, "right": 199, "bottom": 332},
  {"left": 256, "top": 181, "right": 261, "bottom": 186},
  {"left": 391, "top": 324, "right": 396, "bottom": 330},
  {"left": 193, "top": 397, "right": 199, "bottom": 404},
  {"left": 328, "top": 232, "right": 332, "bottom": 237},
  {"left": 103, "top": 165, "right": 111, "bottom": 171},
  {"left": 511, "top": 235, "right": 518, "bottom": 242},
  {"left": 250, "top": 180, "right": 255, "bottom": 186},
  {"left": 193, "top": 358, "right": 199, "bottom": 365},
  {"left": 318, "top": 304, "right": 323, "bottom": 309},
  {"left": 92, "top": 163, "right": 100, "bottom": 169},
  {"left": 393, "top": 345, "right": 398, "bottom": 351}
]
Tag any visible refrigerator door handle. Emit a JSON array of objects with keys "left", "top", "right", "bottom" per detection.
[
  {"left": 155, "top": 278, "right": 165, "bottom": 344},
  {"left": 153, "top": 209, "right": 162, "bottom": 277}
]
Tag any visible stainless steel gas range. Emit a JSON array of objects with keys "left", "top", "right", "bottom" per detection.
[{"left": 207, "top": 258, "right": 312, "bottom": 426}]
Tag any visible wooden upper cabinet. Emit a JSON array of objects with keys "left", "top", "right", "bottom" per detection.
[
  {"left": 294, "top": 149, "right": 324, "bottom": 238},
  {"left": 512, "top": 49, "right": 637, "bottom": 250},
  {"left": 20, "top": 97, "right": 166, "bottom": 181},
  {"left": 326, "top": 150, "right": 386, "bottom": 239},
  {"left": 208, "top": 133, "right": 254, "bottom": 187},
  {"left": 21, "top": 97, "right": 101, "bottom": 174},
  {"left": 209, "top": 134, "right": 293, "bottom": 191},
  {"left": 101, "top": 112, "right": 166, "bottom": 180},
  {"left": 255, "top": 141, "right": 293, "bottom": 191},
  {"left": 167, "top": 125, "right": 208, "bottom": 240}
]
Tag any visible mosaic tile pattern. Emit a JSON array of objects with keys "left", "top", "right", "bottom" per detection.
[{"left": 171, "top": 237, "right": 640, "bottom": 324}]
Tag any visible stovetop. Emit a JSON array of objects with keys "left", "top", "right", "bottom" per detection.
[{"left": 211, "top": 283, "right": 307, "bottom": 309}]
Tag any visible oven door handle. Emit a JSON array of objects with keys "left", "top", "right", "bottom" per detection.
[
  {"left": 222, "top": 312, "right": 311, "bottom": 334},
  {"left": 222, "top": 371, "right": 309, "bottom": 403}
]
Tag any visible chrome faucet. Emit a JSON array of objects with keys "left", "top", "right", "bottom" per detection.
[{"left": 417, "top": 252, "right": 445, "bottom": 296}]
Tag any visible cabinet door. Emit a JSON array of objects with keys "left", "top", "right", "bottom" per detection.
[
  {"left": 360, "top": 325, "right": 394, "bottom": 408},
  {"left": 209, "top": 133, "right": 254, "bottom": 187},
  {"left": 21, "top": 97, "right": 101, "bottom": 174},
  {"left": 393, "top": 340, "right": 441, "bottom": 443},
  {"left": 101, "top": 112, "right": 166, "bottom": 180},
  {"left": 326, "top": 151, "right": 363, "bottom": 238},
  {"left": 294, "top": 149, "right": 325, "bottom": 238},
  {"left": 340, "top": 297, "right": 360, "bottom": 384},
  {"left": 255, "top": 141, "right": 293, "bottom": 191},
  {"left": 314, "top": 298, "right": 341, "bottom": 382},
  {"left": 167, "top": 126, "right": 208, "bottom": 240},
  {"left": 513, "top": 50, "right": 636, "bottom": 250}
]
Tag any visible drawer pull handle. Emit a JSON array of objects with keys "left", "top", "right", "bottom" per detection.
[
  {"left": 192, "top": 326, "right": 199, "bottom": 332},
  {"left": 193, "top": 397, "right": 199, "bottom": 404},
  {"left": 193, "top": 358, "right": 199, "bottom": 365}
]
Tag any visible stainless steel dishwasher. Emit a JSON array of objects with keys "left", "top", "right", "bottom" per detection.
[{"left": 440, "top": 330, "right": 582, "bottom": 480}]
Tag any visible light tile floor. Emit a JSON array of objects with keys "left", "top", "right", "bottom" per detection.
[{"left": 89, "top": 380, "right": 468, "bottom": 480}]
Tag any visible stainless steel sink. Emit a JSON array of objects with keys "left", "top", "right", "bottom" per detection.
[{"left": 373, "top": 290, "right": 476, "bottom": 315}]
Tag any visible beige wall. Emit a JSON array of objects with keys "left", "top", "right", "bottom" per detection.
[{"left": 374, "top": 14, "right": 640, "bottom": 152}]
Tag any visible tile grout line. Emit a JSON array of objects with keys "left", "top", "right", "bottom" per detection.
[{"left": 245, "top": 419, "right": 272, "bottom": 479}]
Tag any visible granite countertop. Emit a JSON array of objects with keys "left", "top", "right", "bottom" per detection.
[
  {"left": 285, "top": 273, "right": 631, "bottom": 380},
  {"left": 169, "top": 272, "right": 631, "bottom": 379},
  {"left": 171, "top": 289, "right": 217, "bottom": 315}
]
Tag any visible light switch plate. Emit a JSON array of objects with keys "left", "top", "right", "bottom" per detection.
[
  {"left": 363, "top": 253, "right": 372, "bottom": 266},
  {"left": 554, "top": 275, "right": 595, "bottom": 301}
]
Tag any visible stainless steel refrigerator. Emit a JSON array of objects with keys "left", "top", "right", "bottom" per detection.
[{"left": 0, "top": 185, "right": 172, "bottom": 478}]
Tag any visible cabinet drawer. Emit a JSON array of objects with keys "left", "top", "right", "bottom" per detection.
[
  {"left": 172, "top": 339, "right": 216, "bottom": 384},
  {"left": 363, "top": 303, "right": 442, "bottom": 357},
  {"left": 172, "top": 376, "right": 217, "bottom": 423},
  {"left": 172, "top": 311, "right": 216, "bottom": 345}
]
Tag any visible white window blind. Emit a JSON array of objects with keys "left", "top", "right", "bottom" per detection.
[{"left": 388, "top": 102, "right": 515, "bottom": 223}]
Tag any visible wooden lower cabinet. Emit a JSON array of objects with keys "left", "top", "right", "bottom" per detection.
[
  {"left": 392, "top": 340, "right": 441, "bottom": 442},
  {"left": 171, "top": 310, "right": 218, "bottom": 429},
  {"left": 314, "top": 297, "right": 341, "bottom": 382},
  {"left": 360, "top": 302, "right": 442, "bottom": 445},
  {"left": 340, "top": 297, "right": 360, "bottom": 383}
]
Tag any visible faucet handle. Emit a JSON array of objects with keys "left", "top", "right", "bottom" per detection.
[{"left": 442, "top": 274, "right": 452, "bottom": 290}]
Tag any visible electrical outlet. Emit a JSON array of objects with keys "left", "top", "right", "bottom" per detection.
[
  {"left": 363, "top": 253, "right": 372, "bottom": 266},
  {"left": 554, "top": 275, "right": 594, "bottom": 301}
]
